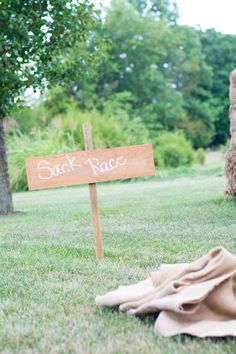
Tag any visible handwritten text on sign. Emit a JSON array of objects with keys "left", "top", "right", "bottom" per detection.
[{"left": 25, "top": 144, "right": 155, "bottom": 190}]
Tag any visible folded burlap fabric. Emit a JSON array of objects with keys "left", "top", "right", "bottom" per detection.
[{"left": 96, "top": 247, "right": 236, "bottom": 337}]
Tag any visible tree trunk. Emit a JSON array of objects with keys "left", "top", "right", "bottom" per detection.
[
  {"left": 0, "top": 117, "right": 14, "bottom": 213},
  {"left": 225, "top": 69, "right": 236, "bottom": 195}
]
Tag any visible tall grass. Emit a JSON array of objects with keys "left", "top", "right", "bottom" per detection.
[
  {"left": 7, "top": 100, "right": 203, "bottom": 191},
  {"left": 7, "top": 129, "right": 78, "bottom": 191}
]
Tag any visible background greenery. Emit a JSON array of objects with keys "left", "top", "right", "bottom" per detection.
[{"left": 5, "top": 0, "right": 236, "bottom": 191}]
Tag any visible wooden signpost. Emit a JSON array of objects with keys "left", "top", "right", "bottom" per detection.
[{"left": 25, "top": 123, "right": 155, "bottom": 260}]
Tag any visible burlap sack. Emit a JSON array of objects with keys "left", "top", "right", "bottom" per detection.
[{"left": 96, "top": 247, "right": 236, "bottom": 337}]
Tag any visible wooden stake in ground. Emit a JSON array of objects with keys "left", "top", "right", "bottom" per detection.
[
  {"left": 25, "top": 126, "right": 155, "bottom": 260},
  {"left": 83, "top": 123, "right": 104, "bottom": 260},
  {"left": 225, "top": 69, "right": 236, "bottom": 195}
]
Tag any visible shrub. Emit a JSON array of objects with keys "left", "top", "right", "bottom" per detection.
[
  {"left": 195, "top": 148, "right": 206, "bottom": 165},
  {"left": 58, "top": 104, "right": 132, "bottom": 148},
  {"left": 179, "top": 119, "right": 214, "bottom": 148},
  {"left": 220, "top": 140, "right": 230, "bottom": 153},
  {"left": 6, "top": 129, "right": 78, "bottom": 191},
  {"left": 6, "top": 104, "right": 150, "bottom": 191},
  {"left": 10, "top": 104, "right": 51, "bottom": 133},
  {"left": 154, "top": 131, "right": 195, "bottom": 168}
]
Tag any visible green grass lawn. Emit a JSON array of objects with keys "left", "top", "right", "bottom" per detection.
[{"left": 0, "top": 172, "right": 236, "bottom": 353}]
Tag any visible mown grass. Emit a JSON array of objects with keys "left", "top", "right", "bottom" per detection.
[{"left": 0, "top": 171, "right": 236, "bottom": 353}]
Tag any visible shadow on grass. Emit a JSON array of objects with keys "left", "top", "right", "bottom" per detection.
[
  {"left": 99, "top": 307, "right": 236, "bottom": 344},
  {"left": 0, "top": 210, "right": 26, "bottom": 216},
  {"left": 173, "top": 334, "right": 236, "bottom": 344}
]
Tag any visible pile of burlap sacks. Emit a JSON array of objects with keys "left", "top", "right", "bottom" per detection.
[{"left": 96, "top": 247, "right": 236, "bottom": 337}]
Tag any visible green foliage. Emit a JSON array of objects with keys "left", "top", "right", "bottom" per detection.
[
  {"left": 7, "top": 100, "right": 150, "bottom": 191},
  {"left": 10, "top": 87, "right": 79, "bottom": 133},
  {"left": 154, "top": 131, "right": 195, "bottom": 168},
  {"left": 98, "top": 0, "right": 187, "bottom": 132},
  {"left": 66, "top": 0, "right": 219, "bottom": 147},
  {"left": 199, "top": 29, "right": 236, "bottom": 145},
  {"left": 127, "top": 0, "right": 178, "bottom": 22},
  {"left": 195, "top": 148, "right": 206, "bottom": 165},
  {"left": 0, "top": 0, "right": 97, "bottom": 117},
  {"left": 10, "top": 104, "right": 51, "bottom": 133},
  {"left": 172, "top": 26, "right": 218, "bottom": 148},
  {"left": 178, "top": 119, "right": 214, "bottom": 148},
  {"left": 4, "top": 0, "right": 235, "bottom": 195},
  {"left": 11, "top": 91, "right": 150, "bottom": 145},
  {"left": 6, "top": 129, "right": 78, "bottom": 191},
  {"left": 49, "top": 104, "right": 130, "bottom": 149},
  {"left": 102, "top": 92, "right": 149, "bottom": 144},
  {"left": 3, "top": 0, "right": 235, "bottom": 152},
  {"left": 220, "top": 140, "right": 230, "bottom": 153}
]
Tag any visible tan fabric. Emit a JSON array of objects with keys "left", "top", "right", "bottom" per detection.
[{"left": 95, "top": 247, "right": 236, "bottom": 337}]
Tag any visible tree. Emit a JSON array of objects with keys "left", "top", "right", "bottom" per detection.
[
  {"left": 93, "top": 0, "right": 187, "bottom": 134},
  {"left": 173, "top": 26, "right": 218, "bottom": 148},
  {"left": 89, "top": 0, "right": 215, "bottom": 144},
  {"left": 199, "top": 29, "right": 236, "bottom": 145},
  {"left": 31, "top": 0, "right": 220, "bottom": 150},
  {"left": 0, "top": 0, "right": 96, "bottom": 213},
  {"left": 128, "top": 0, "right": 178, "bottom": 23}
]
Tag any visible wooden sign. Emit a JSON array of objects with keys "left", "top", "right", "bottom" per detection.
[
  {"left": 26, "top": 144, "right": 154, "bottom": 190},
  {"left": 25, "top": 123, "right": 155, "bottom": 260}
]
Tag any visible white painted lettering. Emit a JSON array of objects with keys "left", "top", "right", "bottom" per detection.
[
  {"left": 37, "top": 155, "right": 81, "bottom": 180},
  {"left": 38, "top": 160, "right": 53, "bottom": 180},
  {"left": 37, "top": 155, "right": 128, "bottom": 180},
  {"left": 53, "top": 165, "right": 63, "bottom": 177},
  {"left": 116, "top": 156, "right": 127, "bottom": 166},
  {"left": 65, "top": 154, "right": 81, "bottom": 171},
  {"left": 61, "top": 163, "right": 70, "bottom": 174},
  {"left": 85, "top": 156, "right": 127, "bottom": 176},
  {"left": 85, "top": 158, "right": 101, "bottom": 176},
  {"left": 108, "top": 158, "right": 116, "bottom": 169}
]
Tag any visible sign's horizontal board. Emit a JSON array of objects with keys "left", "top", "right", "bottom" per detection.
[{"left": 25, "top": 144, "right": 155, "bottom": 190}]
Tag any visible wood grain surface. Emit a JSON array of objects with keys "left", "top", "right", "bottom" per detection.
[
  {"left": 82, "top": 123, "right": 104, "bottom": 260},
  {"left": 25, "top": 144, "right": 155, "bottom": 190}
]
